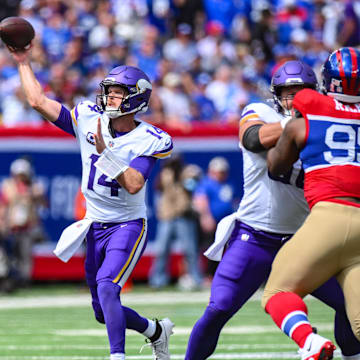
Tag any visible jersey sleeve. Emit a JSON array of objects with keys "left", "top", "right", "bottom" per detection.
[
  {"left": 54, "top": 105, "right": 76, "bottom": 137},
  {"left": 142, "top": 125, "right": 173, "bottom": 160},
  {"left": 239, "top": 102, "right": 277, "bottom": 126},
  {"left": 70, "top": 100, "right": 103, "bottom": 132},
  {"left": 239, "top": 103, "right": 263, "bottom": 126}
]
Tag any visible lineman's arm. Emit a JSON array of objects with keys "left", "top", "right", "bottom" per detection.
[
  {"left": 267, "top": 117, "right": 305, "bottom": 175},
  {"left": 8, "top": 44, "right": 61, "bottom": 122},
  {"left": 239, "top": 120, "right": 284, "bottom": 152}
]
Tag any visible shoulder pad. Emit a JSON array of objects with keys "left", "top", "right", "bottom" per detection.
[
  {"left": 143, "top": 124, "right": 173, "bottom": 159},
  {"left": 71, "top": 101, "right": 103, "bottom": 126},
  {"left": 241, "top": 102, "right": 280, "bottom": 125}
]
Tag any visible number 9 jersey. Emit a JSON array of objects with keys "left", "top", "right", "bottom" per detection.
[
  {"left": 294, "top": 88, "right": 360, "bottom": 209},
  {"left": 70, "top": 100, "right": 173, "bottom": 222}
]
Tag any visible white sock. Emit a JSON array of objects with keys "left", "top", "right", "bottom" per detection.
[
  {"left": 142, "top": 319, "right": 156, "bottom": 338},
  {"left": 110, "top": 353, "right": 125, "bottom": 360},
  {"left": 302, "top": 333, "right": 316, "bottom": 350}
]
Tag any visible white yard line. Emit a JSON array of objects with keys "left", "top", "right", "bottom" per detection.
[
  {"left": 0, "top": 289, "right": 322, "bottom": 310},
  {"left": 0, "top": 352, "right": 342, "bottom": 360},
  {"left": 0, "top": 288, "right": 281, "bottom": 309},
  {"left": 0, "top": 290, "right": 211, "bottom": 309}
]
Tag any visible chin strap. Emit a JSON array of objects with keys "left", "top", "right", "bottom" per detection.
[{"left": 94, "top": 148, "right": 129, "bottom": 179}]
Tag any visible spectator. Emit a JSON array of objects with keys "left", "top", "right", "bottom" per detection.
[
  {"left": 205, "top": 64, "right": 248, "bottom": 123},
  {"left": 1, "top": 84, "right": 44, "bottom": 126},
  {"left": 275, "top": 0, "right": 311, "bottom": 45},
  {"left": 1, "top": 158, "right": 47, "bottom": 287},
  {"left": 0, "top": 192, "right": 11, "bottom": 293},
  {"left": 197, "top": 20, "right": 237, "bottom": 73},
  {"left": 130, "top": 24, "right": 162, "bottom": 81},
  {"left": 162, "top": 23, "right": 198, "bottom": 71},
  {"left": 337, "top": 0, "right": 360, "bottom": 47},
  {"left": 157, "top": 71, "right": 191, "bottom": 127},
  {"left": 1, "top": 0, "right": 358, "bottom": 128},
  {"left": 182, "top": 72, "right": 218, "bottom": 122},
  {"left": 193, "top": 156, "right": 235, "bottom": 278},
  {"left": 41, "top": 13, "right": 72, "bottom": 62},
  {"left": 251, "top": 8, "right": 278, "bottom": 63},
  {"left": 149, "top": 156, "right": 203, "bottom": 290}
]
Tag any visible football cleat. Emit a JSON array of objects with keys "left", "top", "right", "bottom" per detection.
[
  {"left": 299, "top": 333, "right": 336, "bottom": 360},
  {"left": 141, "top": 318, "right": 174, "bottom": 360}
]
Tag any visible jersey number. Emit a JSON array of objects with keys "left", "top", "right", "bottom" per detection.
[
  {"left": 324, "top": 124, "right": 360, "bottom": 163},
  {"left": 87, "top": 154, "right": 121, "bottom": 196}
]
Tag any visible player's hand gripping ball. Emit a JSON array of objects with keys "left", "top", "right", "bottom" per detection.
[{"left": 0, "top": 17, "right": 35, "bottom": 49}]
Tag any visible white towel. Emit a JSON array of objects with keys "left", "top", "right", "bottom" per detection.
[
  {"left": 53, "top": 218, "right": 93, "bottom": 262},
  {"left": 204, "top": 213, "right": 238, "bottom": 261}
]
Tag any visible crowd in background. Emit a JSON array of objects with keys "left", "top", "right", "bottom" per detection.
[
  {"left": 0, "top": 0, "right": 359, "bottom": 129},
  {"left": 0, "top": 0, "right": 359, "bottom": 291}
]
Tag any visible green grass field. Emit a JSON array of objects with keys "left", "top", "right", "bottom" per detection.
[{"left": 0, "top": 283, "right": 341, "bottom": 360}]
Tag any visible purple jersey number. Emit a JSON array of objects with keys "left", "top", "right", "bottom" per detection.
[{"left": 88, "top": 154, "right": 121, "bottom": 196}]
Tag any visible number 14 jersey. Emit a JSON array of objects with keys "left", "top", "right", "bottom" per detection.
[{"left": 71, "top": 100, "right": 173, "bottom": 222}]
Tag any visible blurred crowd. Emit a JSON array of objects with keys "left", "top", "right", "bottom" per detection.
[
  {"left": 149, "top": 155, "right": 238, "bottom": 290},
  {"left": 0, "top": 157, "right": 47, "bottom": 292},
  {"left": 0, "top": 0, "right": 359, "bottom": 129}
]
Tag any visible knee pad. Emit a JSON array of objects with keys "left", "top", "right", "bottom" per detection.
[
  {"left": 206, "top": 303, "right": 233, "bottom": 325},
  {"left": 97, "top": 281, "right": 121, "bottom": 300},
  {"left": 211, "top": 290, "right": 240, "bottom": 315}
]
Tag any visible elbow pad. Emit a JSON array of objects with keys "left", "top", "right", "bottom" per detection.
[{"left": 242, "top": 125, "right": 266, "bottom": 153}]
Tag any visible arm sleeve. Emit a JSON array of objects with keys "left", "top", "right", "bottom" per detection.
[
  {"left": 129, "top": 156, "right": 158, "bottom": 181},
  {"left": 242, "top": 124, "right": 266, "bottom": 153},
  {"left": 53, "top": 105, "right": 76, "bottom": 137}
]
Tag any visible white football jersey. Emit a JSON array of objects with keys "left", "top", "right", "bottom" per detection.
[
  {"left": 236, "top": 102, "right": 309, "bottom": 234},
  {"left": 70, "top": 100, "right": 173, "bottom": 222}
]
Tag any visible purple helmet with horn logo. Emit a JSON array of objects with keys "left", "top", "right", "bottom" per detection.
[{"left": 97, "top": 65, "right": 152, "bottom": 118}]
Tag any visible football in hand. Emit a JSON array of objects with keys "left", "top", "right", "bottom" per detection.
[{"left": 0, "top": 17, "right": 35, "bottom": 49}]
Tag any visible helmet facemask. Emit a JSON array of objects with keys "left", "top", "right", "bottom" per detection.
[{"left": 96, "top": 66, "right": 152, "bottom": 119}]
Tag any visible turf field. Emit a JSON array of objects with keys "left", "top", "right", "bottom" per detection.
[{"left": 0, "top": 283, "right": 341, "bottom": 359}]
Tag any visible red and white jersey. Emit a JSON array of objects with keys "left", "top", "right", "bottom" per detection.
[
  {"left": 70, "top": 100, "right": 173, "bottom": 222},
  {"left": 294, "top": 89, "right": 360, "bottom": 209}
]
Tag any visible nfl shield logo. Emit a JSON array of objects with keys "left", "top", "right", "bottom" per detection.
[{"left": 108, "top": 141, "right": 115, "bottom": 148}]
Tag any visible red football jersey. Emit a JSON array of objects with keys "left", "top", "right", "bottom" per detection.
[{"left": 293, "top": 89, "right": 360, "bottom": 209}]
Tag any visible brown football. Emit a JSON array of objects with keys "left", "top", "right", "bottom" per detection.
[{"left": 0, "top": 17, "right": 35, "bottom": 49}]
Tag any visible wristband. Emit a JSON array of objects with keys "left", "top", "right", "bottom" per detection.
[
  {"left": 94, "top": 148, "right": 129, "bottom": 179},
  {"left": 280, "top": 116, "right": 292, "bottom": 129}
]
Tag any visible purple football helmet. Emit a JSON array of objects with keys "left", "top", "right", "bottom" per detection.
[
  {"left": 97, "top": 65, "right": 152, "bottom": 118},
  {"left": 270, "top": 60, "right": 318, "bottom": 115},
  {"left": 321, "top": 47, "right": 360, "bottom": 103}
]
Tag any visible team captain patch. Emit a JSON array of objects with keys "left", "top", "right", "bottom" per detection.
[{"left": 86, "top": 132, "right": 95, "bottom": 145}]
